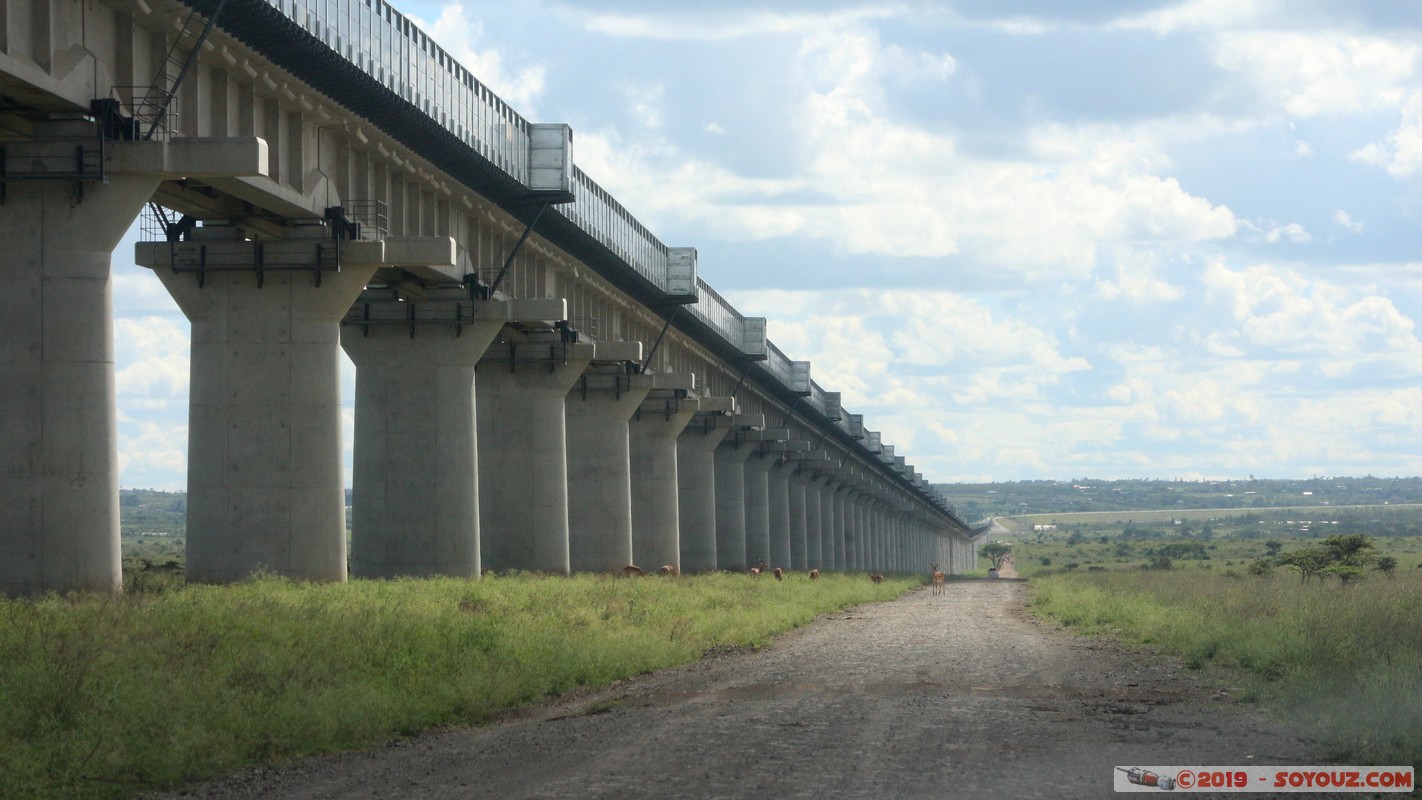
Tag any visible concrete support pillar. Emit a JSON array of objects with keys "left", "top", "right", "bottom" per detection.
[
  {"left": 767, "top": 458, "right": 792, "bottom": 570},
  {"left": 340, "top": 294, "right": 505, "bottom": 578},
  {"left": 1, "top": 175, "right": 158, "bottom": 596},
  {"left": 743, "top": 452, "right": 776, "bottom": 571},
  {"left": 858, "top": 500, "right": 870, "bottom": 576},
  {"left": 853, "top": 494, "right": 864, "bottom": 568},
  {"left": 847, "top": 497, "right": 858, "bottom": 574},
  {"left": 865, "top": 502, "right": 877, "bottom": 571},
  {"left": 564, "top": 362, "right": 649, "bottom": 573},
  {"left": 906, "top": 522, "right": 916, "bottom": 573},
  {"left": 145, "top": 233, "right": 376, "bottom": 583},
  {"left": 820, "top": 479, "right": 838, "bottom": 570},
  {"left": 865, "top": 501, "right": 878, "bottom": 571},
  {"left": 788, "top": 467, "right": 808, "bottom": 571},
  {"left": 677, "top": 415, "right": 731, "bottom": 573},
  {"left": 804, "top": 474, "right": 827, "bottom": 569},
  {"left": 477, "top": 339, "right": 594, "bottom": 574},
  {"left": 628, "top": 384, "right": 696, "bottom": 572},
  {"left": 832, "top": 485, "right": 849, "bottom": 571},
  {"left": 892, "top": 514, "right": 905, "bottom": 573},
  {"left": 713, "top": 438, "right": 757, "bottom": 571},
  {"left": 867, "top": 502, "right": 881, "bottom": 572}
]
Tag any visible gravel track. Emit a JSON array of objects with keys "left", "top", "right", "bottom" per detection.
[{"left": 154, "top": 580, "right": 1322, "bottom": 799}]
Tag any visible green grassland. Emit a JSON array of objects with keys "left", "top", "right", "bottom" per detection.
[
  {"left": 0, "top": 571, "right": 914, "bottom": 800},
  {"left": 1027, "top": 569, "right": 1422, "bottom": 767},
  {"left": 979, "top": 506, "right": 1422, "bottom": 767}
]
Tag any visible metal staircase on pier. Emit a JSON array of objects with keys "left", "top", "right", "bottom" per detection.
[{"left": 126, "top": 0, "right": 232, "bottom": 142}]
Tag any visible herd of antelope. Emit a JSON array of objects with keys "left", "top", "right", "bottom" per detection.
[{"left": 618, "top": 561, "right": 951, "bottom": 595}]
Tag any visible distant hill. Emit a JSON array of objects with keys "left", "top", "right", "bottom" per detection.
[{"left": 934, "top": 476, "right": 1422, "bottom": 522}]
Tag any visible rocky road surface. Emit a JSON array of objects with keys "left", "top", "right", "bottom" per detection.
[{"left": 154, "top": 580, "right": 1324, "bottom": 799}]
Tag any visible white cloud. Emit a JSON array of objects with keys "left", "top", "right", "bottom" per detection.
[
  {"left": 625, "top": 84, "right": 664, "bottom": 129},
  {"left": 1351, "top": 91, "right": 1422, "bottom": 178},
  {"left": 1263, "top": 222, "right": 1311, "bottom": 244},
  {"left": 728, "top": 288, "right": 1089, "bottom": 416},
  {"left": 420, "top": 4, "right": 546, "bottom": 112},
  {"left": 1112, "top": 0, "right": 1282, "bottom": 35},
  {"left": 1213, "top": 32, "right": 1419, "bottom": 117},
  {"left": 117, "top": 420, "right": 188, "bottom": 490},
  {"left": 1334, "top": 209, "right": 1365, "bottom": 234},
  {"left": 115, "top": 317, "right": 189, "bottom": 398},
  {"left": 1203, "top": 260, "right": 1422, "bottom": 373},
  {"left": 1094, "top": 250, "right": 1186, "bottom": 302},
  {"left": 576, "top": 28, "right": 1236, "bottom": 285},
  {"left": 578, "top": 7, "right": 894, "bottom": 42}
]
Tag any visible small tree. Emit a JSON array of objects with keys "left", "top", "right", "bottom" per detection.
[
  {"left": 980, "top": 542, "right": 1012, "bottom": 570},
  {"left": 1374, "top": 555, "right": 1398, "bottom": 577},
  {"left": 1321, "top": 533, "right": 1376, "bottom": 564},
  {"left": 1278, "top": 546, "right": 1330, "bottom": 584}
]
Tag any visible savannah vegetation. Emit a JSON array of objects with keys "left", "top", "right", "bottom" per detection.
[
  {"left": 0, "top": 570, "right": 915, "bottom": 800},
  {"left": 951, "top": 478, "right": 1422, "bottom": 768}
]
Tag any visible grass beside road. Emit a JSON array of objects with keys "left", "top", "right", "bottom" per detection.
[
  {"left": 0, "top": 571, "right": 916, "bottom": 800},
  {"left": 1027, "top": 569, "right": 1422, "bottom": 766}
]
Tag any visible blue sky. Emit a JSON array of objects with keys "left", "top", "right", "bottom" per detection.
[{"left": 112, "top": 0, "right": 1422, "bottom": 489}]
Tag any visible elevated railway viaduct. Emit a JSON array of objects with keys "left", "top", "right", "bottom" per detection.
[{"left": 0, "top": 0, "right": 982, "bottom": 595}]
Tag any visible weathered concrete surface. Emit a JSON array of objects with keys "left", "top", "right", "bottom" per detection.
[{"left": 0, "top": 176, "right": 157, "bottom": 596}]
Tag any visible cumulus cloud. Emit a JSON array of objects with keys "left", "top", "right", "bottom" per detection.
[
  {"left": 420, "top": 4, "right": 546, "bottom": 112},
  {"left": 1263, "top": 222, "right": 1311, "bottom": 244},
  {"left": 115, "top": 317, "right": 189, "bottom": 398},
  {"left": 1094, "top": 250, "right": 1186, "bottom": 302},
  {"left": 578, "top": 7, "right": 895, "bottom": 41},
  {"left": 728, "top": 288, "right": 1089, "bottom": 418},
  {"left": 1212, "top": 32, "right": 1419, "bottom": 117},
  {"left": 575, "top": 19, "right": 1236, "bottom": 286},
  {"left": 1352, "top": 91, "right": 1422, "bottom": 177},
  {"left": 117, "top": 420, "right": 188, "bottom": 490},
  {"left": 1202, "top": 260, "right": 1422, "bottom": 373},
  {"left": 1334, "top": 209, "right": 1365, "bottom": 233},
  {"left": 1112, "top": 0, "right": 1282, "bottom": 35}
]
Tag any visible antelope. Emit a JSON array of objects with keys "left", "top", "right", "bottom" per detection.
[
  {"left": 622, "top": 565, "right": 644, "bottom": 577},
  {"left": 773, "top": 567, "right": 784, "bottom": 581},
  {"left": 750, "top": 560, "right": 767, "bottom": 577},
  {"left": 809, "top": 568, "right": 820, "bottom": 580},
  {"left": 930, "top": 563, "right": 945, "bottom": 596},
  {"left": 871, "top": 573, "right": 885, "bottom": 584},
  {"left": 658, "top": 564, "right": 679, "bottom": 576}
]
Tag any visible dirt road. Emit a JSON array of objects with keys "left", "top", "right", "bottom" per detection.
[{"left": 156, "top": 581, "right": 1321, "bottom": 799}]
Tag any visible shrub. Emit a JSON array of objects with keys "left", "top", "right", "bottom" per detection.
[{"left": 1246, "top": 558, "right": 1275, "bottom": 577}]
